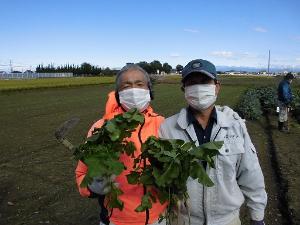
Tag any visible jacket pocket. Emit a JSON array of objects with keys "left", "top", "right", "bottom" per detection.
[
  {"left": 212, "top": 141, "right": 245, "bottom": 216},
  {"left": 216, "top": 141, "right": 244, "bottom": 178},
  {"left": 184, "top": 177, "right": 204, "bottom": 217}
]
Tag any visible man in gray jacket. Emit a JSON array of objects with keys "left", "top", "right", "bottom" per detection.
[{"left": 159, "top": 59, "right": 267, "bottom": 225}]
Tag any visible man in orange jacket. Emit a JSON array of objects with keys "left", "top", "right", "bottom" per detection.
[{"left": 75, "top": 64, "right": 167, "bottom": 225}]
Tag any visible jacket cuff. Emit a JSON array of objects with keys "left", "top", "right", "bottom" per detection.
[
  {"left": 249, "top": 209, "right": 265, "bottom": 221},
  {"left": 87, "top": 186, "right": 99, "bottom": 198}
]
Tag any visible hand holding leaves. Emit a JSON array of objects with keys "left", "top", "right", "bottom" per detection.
[
  {"left": 73, "top": 109, "right": 223, "bottom": 222},
  {"left": 127, "top": 136, "right": 223, "bottom": 223},
  {"left": 73, "top": 109, "right": 144, "bottom": 210}
]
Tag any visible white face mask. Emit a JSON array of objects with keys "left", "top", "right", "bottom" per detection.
[
  {"left": 185, "top": 84, "right": 217, "bottom": 111},
  {"left": 119, "top": 88, "right": 151, "bottom": 112}
]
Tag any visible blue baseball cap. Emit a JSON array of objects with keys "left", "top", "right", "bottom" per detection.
[{"left": 182, "top": 59, "right": 217, "bottom": 82}]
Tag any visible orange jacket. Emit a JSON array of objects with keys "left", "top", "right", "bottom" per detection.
[{"left": 75, "top": 91, "right": 167, "bottom": 225}]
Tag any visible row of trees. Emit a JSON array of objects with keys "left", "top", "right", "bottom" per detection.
[
  {"left": 36, "top": 61, "right": 184, "bottom": 76},
  {"left": 36, "top": 63, "right": 117, "bottom": 76},
  {"left": 137, "top": 61, "right": 172, "bottom": 74},
  {"left": 137, "top": 61, "right": 184, "bottom": 74}
]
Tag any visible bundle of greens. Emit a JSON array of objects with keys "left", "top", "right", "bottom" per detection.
[
  {"left": 127, "top": 136, "right": 222, "bottom": 223},
  {"left": 73, "top": 109, "right": 223, "bottom": 224},
  {"left": 73, "top": 108, "right": 144, "bottom": 210}
]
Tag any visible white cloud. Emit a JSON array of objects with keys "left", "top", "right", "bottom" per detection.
[
  {"left": 296, "top": 58, "right": 300, "bottom": 61},
  {"left": 211, "top": 51, "right": 261, "bottom": 62},
  {"left": 240, "top": 52, "right": 266, "bottom": 59},
  {"left": 170, "top": 53, "right": 180, "bottom": 57},
  {"left": 253, "top": 27, "right": 268, "bottom": 33},
  {"left": 211, "top": 51, "right": 234, "bottom": 58},
  {"left": 183, "top": 28, "right": 199, "bottom": 33},
  {"left": 241, "top": 52, "right": 251, "bottom": 57}
]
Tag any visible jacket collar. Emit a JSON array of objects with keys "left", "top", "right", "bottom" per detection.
[
  {"left": 187, "top": 106, "right": 217, "bottom": 126},
  {"left": 177, "top": 107, "right": 231, "bottom": 130}
]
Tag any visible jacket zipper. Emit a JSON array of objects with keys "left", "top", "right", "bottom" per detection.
[
  {"left": 203, "top": 185, "right": 207, "bottom": 225},
  {"left": 204, "top": 126, "right": 222, "bottom": 225}
]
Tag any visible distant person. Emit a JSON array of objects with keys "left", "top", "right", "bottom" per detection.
[
  {"left": 277, "top": 72, "right": 294, "bottom": 132},
  {"left": 75, "top": 64, "right": 166, "bottom": 225},
  {"left": 159, "top": 59, "right": 267, "bottom": 225}
]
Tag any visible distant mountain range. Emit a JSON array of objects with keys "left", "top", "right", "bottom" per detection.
[{"left": 216, "top": 65, "right": 300, "bottom": 73}]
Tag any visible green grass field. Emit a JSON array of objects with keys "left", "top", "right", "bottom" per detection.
[
  {"left": 0, "top": 76, "right": 115, "bottom": 91},
  {"left": 0, "top": 76, "right": 299, "bottom": 224},
  {"left": 1, "top": 74, "right": 299, "bottom": 92}
]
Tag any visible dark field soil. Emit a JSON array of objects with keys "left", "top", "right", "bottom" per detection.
[{"left": 1, "top": 83, "right": 299, "bottom": 225}]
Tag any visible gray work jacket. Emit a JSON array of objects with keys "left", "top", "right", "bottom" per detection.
[{"left": 159, "top": 106, "right": 267, "bottom": 225}]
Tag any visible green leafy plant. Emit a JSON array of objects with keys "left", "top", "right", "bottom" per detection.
[
  {"left": 236, "top": 86, "right": 277, "bottom": 120},
  {"left": 236, "top": 88, "right": 262, "bottom": 120},
  {"left": 73, "top": 109, "right": 223, "bottom": 224},
  {"left": 127, "top": 136, "right": 223, "bottom": 224},
  {"left": 256, "top": 87, "right": 277, "bottom": 113},
  {"left": 73, "top": 108, "right": 144, "bottom": 210},
  {"left": 291, "top": 90, "right": 300, "bottom": 123}
]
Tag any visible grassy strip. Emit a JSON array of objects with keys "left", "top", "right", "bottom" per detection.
[
  {"left": 157, "top": 74, "right": 300, "bottom": 87},
  {"left": 0, "top": 76, "right": 115, "bottom": 91},
  {"left": 1, "top": 75, "right": 299, "bottom": 92}
]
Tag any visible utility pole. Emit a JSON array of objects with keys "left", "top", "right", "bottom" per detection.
[
  {"left": 267, "top": 50, "right": 270, "bottom": 75},
  {"left": 9, "top": 60, "right": 13, "bottom": 73}
]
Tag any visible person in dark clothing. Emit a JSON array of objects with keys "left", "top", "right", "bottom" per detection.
[{"left": 277, "top": 72, "right": 294, "bottom": 132}]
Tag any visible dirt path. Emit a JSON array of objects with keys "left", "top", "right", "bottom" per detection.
[
  {"left": 0, "top": 117, "right": 292, "bottom": 225},
  {"left": 243, "top": 114, "right": 300, "bottom": 225},
  {"left": 264, "top": 115, "right": 293, "bottom": 225},
  {"left": 268, "top": 115, "right": 300, "bottom": 225},
  {"left": 0, "top": 119, "right": 288, "bottom": 225},
  {"left": 0, "top": 83, "right": 298, "bottom": 225},
  {"left": 240, "top": 119, "right": 283, "bottom": 225}
]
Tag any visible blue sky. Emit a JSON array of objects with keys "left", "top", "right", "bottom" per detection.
[{"left": 0, "top": 0, "right": 300, "bottom": 71}]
